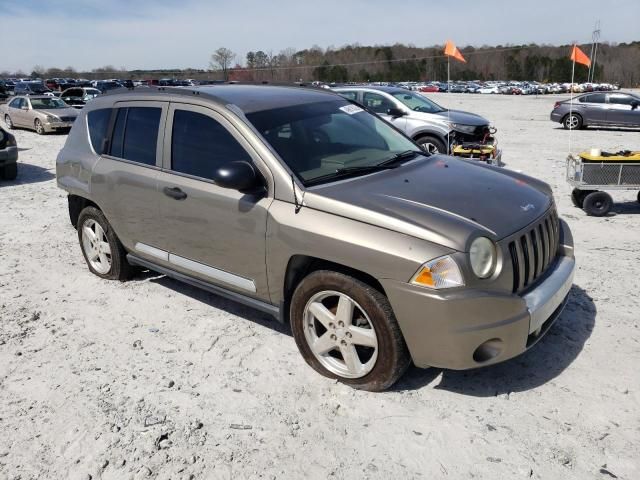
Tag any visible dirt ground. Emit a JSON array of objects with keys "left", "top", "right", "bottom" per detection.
[{"left": 1, "top": 92, "right": 639, "bottom": 480}]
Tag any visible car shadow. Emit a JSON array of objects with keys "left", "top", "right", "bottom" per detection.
[
  {"left": 394, "top": 284, "right": 596, "bottom": 395},
  {"left": 131, "top": 269, "right": 291, "bottom": 336},
  {"left": 611, "top": 200, "right": 640, "bottom": 215},
  {"left": 0, "top": 162, "right": 55, "bottom": 186}
]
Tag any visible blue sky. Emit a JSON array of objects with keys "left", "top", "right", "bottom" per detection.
[{"left": 1, "top": 0, "right": 638, "bottom": 72}]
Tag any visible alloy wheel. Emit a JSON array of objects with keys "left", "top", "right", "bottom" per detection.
[
  {"left": 81, "top": 219, "right": 112, "bottom": 274},
  {"left": 302, "top": 290, "right": 378, "bottom": 379},
  {"left": 421, "top": 142, "right": 440, "bottom": 154}
]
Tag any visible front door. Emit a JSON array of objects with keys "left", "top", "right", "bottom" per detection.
[
  {"left": 362, "top": 91, "right": 407, "bottom": 130},
  {"left": 156, "top": 103, "right": 272, "bottom": 301},
  {"left": 607, "top": 94, "right": 640, "bottom": 127}
]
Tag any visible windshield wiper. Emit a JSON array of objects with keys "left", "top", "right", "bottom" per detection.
[
  {"left": 377, "top": 150, "right": 425, "bottom": 166},
  {"left": 335, "top": 164, "right": 399, "bottom": 174}
]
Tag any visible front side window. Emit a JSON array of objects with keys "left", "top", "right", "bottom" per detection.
[
  {"left": 247, "top": 100, "right": 420, "bottom": 186},
  {"left": 608, "top": 94, "right": 634, "bottom": 106},
  {"left": 391, "top": 91, "right": 446, "bottom": 114},
  {"left": 171, "top": 110, "right": 252, "bottom": 180},
  {"left": 109, "top": 107, "right": 161, "bottom": 166},
  {"left": 9, "top": 98, "right": 22, "bottom": 108},
  {"left": 30, "top": 98, "right": 67, "bottom": 109}
]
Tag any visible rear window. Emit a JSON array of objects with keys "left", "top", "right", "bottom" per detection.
[
  {"left": 109, "top": 107, "right": 161, "bottom": 166},
  {"left": 87, "top": 108, "right": 112, "bottom": 155}
]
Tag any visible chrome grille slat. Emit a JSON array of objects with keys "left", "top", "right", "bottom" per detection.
[{"left": 508, "top": 208, "right": 559, "bottom": 293}]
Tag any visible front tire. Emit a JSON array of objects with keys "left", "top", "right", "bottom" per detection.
[
  {"left": 583, "top": 191, "right": 612, "bottom": 217},
  {"left": 415, "top": 135, "right": 447, "bottom": 155},
  {"left": 77, "top": 207, "right": 133, "bottom": 280},
  {"left": 290, "top": 270, "right": 410, "bottom": 391},
  {"left": 34, "top": 119, "right": 45, "bottom": 135},
  {"left": 563, "top": 113, "right": 583, "bottom": 130}
]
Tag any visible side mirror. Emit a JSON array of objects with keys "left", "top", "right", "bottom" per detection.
[
  {"left": 387, "top": 107, "right": 406, "bottom": 118},
  {"left": 21, "top": 106, "right": 29, "bottom": 111},
  {"left": 213, "top": 161, "right": 261, "bottom": 191},
  {"left": 631, "top": 101, "right": 639, "bottom": 110}
]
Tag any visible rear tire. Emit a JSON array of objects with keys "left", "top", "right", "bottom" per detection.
[
  {"left": 5, "top": 115, "right": 13, "bottom": 129},
  {"left": 0, "top": 163, "right": 17, "bottom": 180},
  {"left": 77, "top": 206, "right": 133, "bottom": 281},
  {"left": 415, "top": 135, "right": 447, "bottom": 155},
  {"left": 583, "top": 191, "right": 613, "bottom": 217},
  {"left": 290, "top": 270, "right": 410, "bottom": 391},
  {"left": 563, "top": 113, "right": 583, "bottom": 130},
  {"left": 570, "top": 188, "right": 594, "bottom": 208}
]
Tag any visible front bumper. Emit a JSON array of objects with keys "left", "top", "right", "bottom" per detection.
[
  {"left": 44, "top": 120, "right": 75, "bottom": 132},
  {"left": 382, "top": 221, "right": 575, "bottom": 370}
]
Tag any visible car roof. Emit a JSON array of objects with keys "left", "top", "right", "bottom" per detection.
[
  {"left": 101, "top": 84, "right": 344, "bottom": 114},
  {"left": 334, "top": 85, "right": 406, "bottom": 94}
]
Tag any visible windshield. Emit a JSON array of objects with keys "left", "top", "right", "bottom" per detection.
[
  {"left": 391, "top": 91, "right": 445, "bottom": 114},
  {"left": 247, "top": 100, "right": 420, "bottom": 186},
  {"left": 30, "top": 98, "right": 68, "bottom": 109}
]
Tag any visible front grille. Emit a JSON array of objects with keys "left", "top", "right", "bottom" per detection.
[
  {"left": 508, "top": 208, "right": 560, "bottom": 293},
  {"left": 59, "top": 116, "right": 76, "bottom": 122}
]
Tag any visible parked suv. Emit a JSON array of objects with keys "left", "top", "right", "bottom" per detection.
[
  {"left": 57, "top": 85, "right": 575, "bottom": 391},
  {"left": 333, "top": 86, "right": 499, "bottom": 157}
]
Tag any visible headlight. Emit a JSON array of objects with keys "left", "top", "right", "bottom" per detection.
[
  {"left": 469, "top": 237, "right": 497, "bottom": 279},
  {"left": 410, "top": 255, "right": 464, "bottom": 289},
  {"left": 450, "top": 123, "right": 477, "bottom": 134},
  {"left": 45, "top": 114, "right": 59, "bottom": 123}
]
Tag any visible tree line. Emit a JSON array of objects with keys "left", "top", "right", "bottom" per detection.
[{"left": 3, "top": 42, "right": 639, "bottom": 86}]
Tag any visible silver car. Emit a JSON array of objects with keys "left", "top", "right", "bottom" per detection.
[
  {"left": 551, "top": 91, "right": 640, "bottom": 129},
  {"left": 1, "top": 96, "right": 78, "bottom": 134},
  {"left": 56, "top": 85, "right": 574, "bottom": 391},
  {"left": 333, "top": 86, "right": 499, "bottom": 156}
]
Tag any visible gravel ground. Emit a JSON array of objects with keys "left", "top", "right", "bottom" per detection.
[{"left": 0, "top": 93, "right": 639, "bottom": 480}]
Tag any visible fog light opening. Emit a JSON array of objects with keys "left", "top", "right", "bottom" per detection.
[{"left": 473, "top": 338, "right": 504, "bottom": 363}]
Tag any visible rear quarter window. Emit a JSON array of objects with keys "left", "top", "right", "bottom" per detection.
[{"left": 87, "top": 108, "right": 112, "bottom": 155}]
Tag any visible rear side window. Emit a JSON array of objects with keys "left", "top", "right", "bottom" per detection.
[
  {"left": 109, "top": 107, "right": 161, "bottom": 166},
  {"left": 584, "top": 93, "right": 606, "bottom": 104},
  {"left": 170, "top": 109, "right": 252, "bottom": 180},
  {"left": 87, "top": 108, "right": 112, "bottom": 155}
]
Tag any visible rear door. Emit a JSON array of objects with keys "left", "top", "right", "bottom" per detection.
[
  {"left": 7, "top": 98, "right": 25, "bottom": 126},
  {"left": 606, "top": 94, "right": 640, "bottom": 127},
  {"left": 362, "top": 91, "right": 407, "bottom": 130},
  {"left": 155, "top": 103, "right": 272, "bottom": 300},
  {"left": 577, "top": 93, "right": 608, "bottom": 124},
  {"left": 90, "top": 101, "right": 169, "bottom": 257}
]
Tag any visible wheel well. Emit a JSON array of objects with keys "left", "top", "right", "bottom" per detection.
[
  {"left": 68, "top": 194, "right": 100, "bottom": 229},
  {"left": 413, "top": 132, "right": 445, "bottom": 143},
  {"left": 281, "top": 255, "right": 387, "bottom": 324},
  {"left": 562, "top": 112, "right": 582, "bottom": 121}
]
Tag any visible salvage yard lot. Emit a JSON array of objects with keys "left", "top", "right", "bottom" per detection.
[{"left": 1, "top": 93, "right": 639, "bottom": 480}]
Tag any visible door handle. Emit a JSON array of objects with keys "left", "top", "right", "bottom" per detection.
[{"left": 163, "top": 186, "right": 187, "bottom": 200}]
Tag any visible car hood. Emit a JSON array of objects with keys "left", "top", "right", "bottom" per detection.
[
  {"left": 303, "top": 157, "right": 552, "bottom": 251},
  {"left": 435, "top": 109, "right": 489, "bottom": 126},
  {"left": 39, "top": 108, "right": 79, "bottom": 118}
]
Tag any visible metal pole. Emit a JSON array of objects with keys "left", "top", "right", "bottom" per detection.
[
  {"left": 569, "top": 58, "right": 575, "bottom": 154},
  {"left": 447, "top": 56, "right": 450, "bottom": 153}
]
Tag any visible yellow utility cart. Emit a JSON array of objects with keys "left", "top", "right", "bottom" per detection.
[{"left": 566, "top": 150, "right": 640, "bottom": 216}]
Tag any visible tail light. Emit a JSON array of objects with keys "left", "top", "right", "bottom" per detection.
[
  {"left": 553, "top": 102, "right": 561, "bottom": 109},
  {"left": 6, "top": 135, "right": 17, "bottom": 147}
]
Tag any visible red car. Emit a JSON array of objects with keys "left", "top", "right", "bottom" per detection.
[{"left": 419, "top": 84, "right": 439, "bottom": 93}]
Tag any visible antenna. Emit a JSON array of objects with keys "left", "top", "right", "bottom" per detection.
[{"left": 589, "top": 20, "right": 601, "bottom": 83}]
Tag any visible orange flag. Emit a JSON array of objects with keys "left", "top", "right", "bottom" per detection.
[
  {"left": 570, "top": 45, "right": 591, "bottom": 67},
  {"left": 444, "top": 40, "right": 466, "bottom": 63}
]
